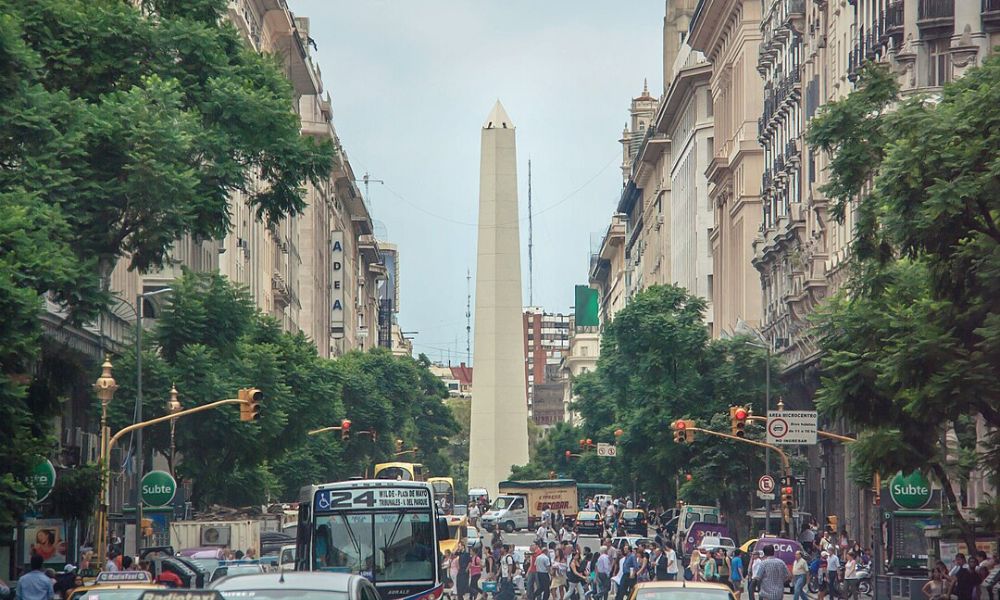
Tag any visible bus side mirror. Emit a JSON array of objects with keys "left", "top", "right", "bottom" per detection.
[{"left": 437, "top": 517, "right": 449, "bottom": 542}]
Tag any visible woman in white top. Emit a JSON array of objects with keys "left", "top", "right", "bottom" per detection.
[{"left": 843, "top": 551, "right": 860, "bottom": 600}]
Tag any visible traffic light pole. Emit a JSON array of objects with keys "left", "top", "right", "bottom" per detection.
[{"left": 95, "top": 397, "right": 250, "bottom": 569}]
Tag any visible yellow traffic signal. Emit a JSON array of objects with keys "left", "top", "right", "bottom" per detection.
[
  {"left": 238, "top": 388, "right": 262, "bottom": 422},
  {"left": 683, "top": 419, "right": 696, "bottom": 443},
  {"left": 141, "top": 518, "right": 154, "bottom": 538},
  {"left": 730, "top": 406, "right": 749, "bottom": 437},
  {"left": 341, "top": 419, "right": 351, "bottom": 441},
  {"left": 396, "top": 438, "right": 404, "bottom": 452}
]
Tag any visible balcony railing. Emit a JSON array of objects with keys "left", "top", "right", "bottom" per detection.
[
  {"left": 985, "top": 0, "right": 1000, "bottom": 31},
  {"left": 886, "top": 1, "right": 905, "bottom": 42},
  {"left": 919, "top": 0, "right": 955, "bottom": 33},
  {"left": 786, "top": 139, "right": 798, "bottom": 159},
  {"left": 775, "top": 154, "right": 786, "bottom": 173}
]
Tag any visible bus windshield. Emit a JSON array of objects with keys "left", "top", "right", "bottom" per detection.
[
  {"left": 313, "top": 512, "right": 435, "bottom": 583},
  {"left": 376, "top": 467, "right": 413, "bottom": 481}
]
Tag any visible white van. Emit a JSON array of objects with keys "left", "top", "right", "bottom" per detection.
[{"left": 481, "top": 495, "right": 528, "bottom": 532}]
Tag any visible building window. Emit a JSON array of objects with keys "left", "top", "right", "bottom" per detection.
[
  {"left": 581, "top": 346, "right": 589, "bottom": 357},
  {"left": 706, "top": 89, "right": 714, "bottom": 117},
  {"left": 927, "top": 38, "right": 951, "bottom": 87}
]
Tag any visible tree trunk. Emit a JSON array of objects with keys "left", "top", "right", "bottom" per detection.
[{"left": 929, "top": 462, "right": 977, "bottom": 553}]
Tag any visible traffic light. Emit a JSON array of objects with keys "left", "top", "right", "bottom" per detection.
[
  {"left": 672, "top": 420, "right": 686, "bottom": 444},
  {"left": 141, "top": 518, "right": 154, "bottom": 538},
  {"left": 565, "top": 450, "right": 572, "bottom": 459},
  {"left": 396, "top": 439, "right": 405, "bottom": 452},
  {"left": 238, "top": 388, "right": 262, "bottom": 422},
  {"left": 341, "top": 419, "right": 351, "bottom": 441},
  {"left": 730, "top": 406, "right": 749, "bottom": 437},
  {"left": 683, "top": 420, "right": 695, "bottom": 443},
  {"left": 781, "top": 476, "right": 795, "bottom": 522},
  {"left": 827, "top": 515, "right": 838, "bottom": 531}
]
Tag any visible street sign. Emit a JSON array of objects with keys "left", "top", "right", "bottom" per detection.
[
  {"left": 888, "top": 471, "right": 932, "bottom": 509},
  {"left": 29, "top": 459, "right": 57, "bottom": 503},
  {"left": 766, "top": 411, "right": 818, "bottom": 445},
  {"left": 140, "top": 470, "right": 177, "bottom": 507},
  {"left": 758, "top": 475, "right": 776, "bottom": 494},
  {"left": 756, "top": 491, "right": 776, "bottom": 500},
  {"left": 596, "top": 443, "right": 617, "bottom": 457}
]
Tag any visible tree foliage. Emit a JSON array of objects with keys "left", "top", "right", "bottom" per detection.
[
  {"left": 1, "top": 0, "right": 332, "bottom": 524},
  {"left": 807, "top": 57, "right": 1000, "bottom": 536},
  {"left": 105, "top": 271, "right": 458, "bottom": 507},
  {"left": 511, "top": 285, "right": 776, "bottom": 536}
]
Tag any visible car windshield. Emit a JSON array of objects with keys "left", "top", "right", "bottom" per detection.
[
  {"left": 69, "top": 590, "right": 153, "bottom": 600},
  {"left": 636, "top": 589, "right": 733, "bottom": 600},
  {"left": 623, "top": 510, "right": 642, "bottom": 519},
  {"left": 188, "top": 558, "right": 221, "bottom": 572},
  {"left": 579, "top": 512, "right": 598, "bottom": 519},
  {"left": 490, "top": 497, "right": 514, "bottom": 511},
  {"left": 212, "top": 565, "right": 262, "bottom": 582},
  {"left": 218, "top": 591, "right": 350, "bottom": 600},
  {"left": 313, "top": 512, "right": 435, "bottom": 582}
]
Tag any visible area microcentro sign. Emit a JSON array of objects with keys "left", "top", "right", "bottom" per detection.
[
  {"left": 889, "top": 470, "right": 932, "bottom": 509},
  {"left": 140, "top": 470, "right": 177, "bottom": 507}
]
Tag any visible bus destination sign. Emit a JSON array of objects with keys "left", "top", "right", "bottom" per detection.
[{"left": 315, "top": 486, "right": 431, "bottom": 511}]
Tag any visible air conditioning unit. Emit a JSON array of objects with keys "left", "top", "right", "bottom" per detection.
[{"left": 200, "top": 524, "right": 232, "bottom": 546}]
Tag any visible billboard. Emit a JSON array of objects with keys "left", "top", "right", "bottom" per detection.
[{"left": 574, "top": 285, "right": 599, "bottom": 327}]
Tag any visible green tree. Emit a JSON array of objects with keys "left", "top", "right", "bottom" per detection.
[
  {"left": 807, "top": 57, "right": 1000, "bottom": 542},
  {"left": 512, "top": 285, "right": 775, "bottom": 528},
  {"left": 0, "top": 0, "right": 332, "bottom": 523}
]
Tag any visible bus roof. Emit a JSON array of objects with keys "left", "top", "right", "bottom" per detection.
[
  {"left": 428, "top": 477, "right": 455, "bottom": 485},
  {"left": 374, "top": 462, "right": 424, "bottom": 470},
  {"left": 499, "top": 479, "right": 576, "bottom": 489},
  {"left": 298, "top": 479, "right": 433, "bottom": 503}
]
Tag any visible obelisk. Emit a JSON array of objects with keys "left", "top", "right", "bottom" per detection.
[{"left": 468, "top": 101, "right": 529, "bottom": 497}]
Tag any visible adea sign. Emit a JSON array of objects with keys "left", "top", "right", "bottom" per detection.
[
  {"left": 29, "top": 459, "right": 57, "bottom": 503},
  {"left": 140, "top": 470, "right": 177, "bottom": 507},
  {"left": 889, "top": 470, "right": 932, "bottom": 509}
]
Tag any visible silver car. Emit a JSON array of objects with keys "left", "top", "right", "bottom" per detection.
[{"left": 210, "top": 572, "right": 378, "bottom": 600}]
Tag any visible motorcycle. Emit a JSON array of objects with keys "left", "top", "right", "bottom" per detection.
[{"left": 855, "top": 564, "right": 873, "bottom": 596}]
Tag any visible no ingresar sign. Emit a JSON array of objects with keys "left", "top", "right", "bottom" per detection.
[{"left": 766, "top": 411, "right": 818, "bottom": 445}]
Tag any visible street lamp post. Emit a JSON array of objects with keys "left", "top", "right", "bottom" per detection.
[
  {"left": 166, "top": 384, "right": 181, "bottom": 475},
  {"left": 93, "top": 357, "right": 119, "bottom": 570},
  {"left": 134, "top": 287, "right": 171, "bottom": 559}
]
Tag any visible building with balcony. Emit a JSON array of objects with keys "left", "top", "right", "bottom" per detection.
[
  {"left": 689, "top": 0, "right": 766, "bottom": 338},
  {"left": 588, "top": 215, "right": 629, "bottom": 326}
]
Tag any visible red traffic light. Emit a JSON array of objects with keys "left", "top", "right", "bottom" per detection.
[
  {"left": 735, "top": 408, "right": 748, "bottom": 420},
  {"left": 585, "top": 438, "right": 592, "bottom": 446},
  {"left": 614, "top": 428, "right": 624, "bottom": 438},
  {"left": 341, "top": 419, "right": 352, "bottom": 431},
  {"left": 674, "top": 420, "right": 687, "bottom": 430},
  {"left": 685, "top": 473, "right": 693, "bottom": 481},
  {"left": 782, "top": 486, "right": 794, "bottom": 495},
  {"left": 565, "top": 450, "right": 572, "bottom": 458}
]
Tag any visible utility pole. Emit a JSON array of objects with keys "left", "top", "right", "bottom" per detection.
[{"left": 527, "top": 160, "right": 533, "bottom": 306}]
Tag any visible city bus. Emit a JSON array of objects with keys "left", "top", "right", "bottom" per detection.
[
  {"left": 427, "top": 477, "right": 455, "bottom": 513},
  {"left": 374, "top": 462, "right": 426, "bottom": 482},
  {"left": 296, "top": 479, "right": 446, "bottom": 600}
]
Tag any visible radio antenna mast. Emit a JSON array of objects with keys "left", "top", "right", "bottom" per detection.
[
  {"left": 528, "top": 159, "right": 534, "bottom": 306},
  {"left": 466, "top": 269, "right": 472, "bottom": 364}
]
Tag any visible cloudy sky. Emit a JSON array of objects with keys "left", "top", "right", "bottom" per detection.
[{"left": 288, "top": 0, "right": 665, "bottom": 364}]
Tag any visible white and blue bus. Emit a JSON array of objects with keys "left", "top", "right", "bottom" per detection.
[{"left": 296, "top": 479, "right": 446, "bottom": 600}]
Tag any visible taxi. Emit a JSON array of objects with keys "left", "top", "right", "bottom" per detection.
[
  {"left": 66, "top": 570, "right": 165, "bottom": 600},
  {"left": 628, "top": 580, "right": 736, "bottom": 600},
  {"left": 575, "top": 510, "right": 603, "bottom": 535},
  {"left": 620, "top": 509, "right": 648, "bottom": 535}
]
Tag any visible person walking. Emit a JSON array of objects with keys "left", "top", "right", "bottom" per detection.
[
  {"left": 527, "top": 543, "right": 541, "bottom": 600},
  {"left": 792, "top": 550, "right": 809, "bottom": 600},
  {"left": 922, "top": 568, "right": 949, "bottom": 600},
  {"left": 702, "top": 550, "right": 718, "bottom": 583},
  {"left": 595, "top": 547, "right": 612, "bottom": 600},
  {"left": 826, "top": 549, "right": 842, "bottom": 599},
  {"left": 498, "top": 546, "right": 517, "bottom": 600},
  {"left": 614, "top": 546, "right": 637, "bottom": 600},
  {"left": 534, "top": 546, "right": 553, "bottom": 600},
  {"left": 550, "top": 547, "right": 568, "bottom": 600},
  {"left": 748, "top": 551, "right": 764, "bottom": 600},
  {"left": 752, "top": 545, "right": 790, "bottom": 600},
  {"left": 456, "top": 542, "right": 472, "bottom": 600},
  {"left": 843, "top": 551, "right": 859, "bottom": 600},
  {"left": 567, "top": 548, "right": 587, "bottom": 600},
  {"left": 470, "top": 548, "right": 484, "bottom": 600},
  {"left": 15, "top": 556, "right": 54, "bottom": 600},
  {"left": 730, "top": 550, "right": 744, "bottom": 600},
  {"left": 664, "top": 542, "right": 679, "bottom": 582}
]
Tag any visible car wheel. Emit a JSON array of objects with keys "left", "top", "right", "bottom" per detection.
[{"left": 505, "top": 521, "right": 515, "bottom": 533}]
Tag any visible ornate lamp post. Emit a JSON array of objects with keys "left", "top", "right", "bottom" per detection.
[{"left": 93, "top": 357, "right": 118, "bottom": 570}]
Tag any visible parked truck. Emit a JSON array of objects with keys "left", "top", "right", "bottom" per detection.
[
  {"left": 169, "top": 520, "right": 261, "bottom": 556},
  {"left": 481, "top": 479, "right": 579, "bottom": 532}
]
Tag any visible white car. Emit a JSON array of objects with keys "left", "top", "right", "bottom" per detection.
[
  {"left": 610, "top": 536, "right": 655, "bottom": 550},
  {"left": 697, "top": 535, "right": 737, "bottom": 553},
  {"left": 466, "top": 525, "right": 485, "bottom": 549}
]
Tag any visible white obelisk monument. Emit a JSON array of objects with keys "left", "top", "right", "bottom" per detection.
[{"left": 468, "top": 101, "right": 529, "bottom": 497}]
